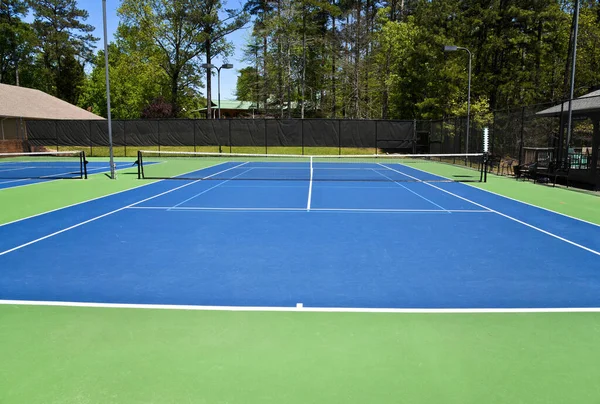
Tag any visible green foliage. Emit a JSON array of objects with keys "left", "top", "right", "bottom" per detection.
[
  {"left": 241, "top": 0, "right": 600, "bottom": 120},
  {"left": 78, "top": 44, "right": 166, "bottom": 119},
  {"left": 236, "top": 66, "right": 259, "bottom": 101},
  {"left": 0, "top": 0, "right": 35, "bottom": 85},
  {"left": 30, "top": 0, "right": 98, "bottom": 104}
]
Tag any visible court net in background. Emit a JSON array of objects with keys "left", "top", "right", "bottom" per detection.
[
  {"left": 0, "top": 151, "right": 88, "bottom": 180},
  {"left": 137, "top": 151, "right": 486, "bottom": 183}
]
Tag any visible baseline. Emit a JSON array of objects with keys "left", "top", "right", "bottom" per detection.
[{"left": 1, "top": 299, "right": 600, "bottom": 313}]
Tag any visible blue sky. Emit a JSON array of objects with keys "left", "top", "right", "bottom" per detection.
[{"left": 78, "top": 0, "right": 252, "bottom": 100}]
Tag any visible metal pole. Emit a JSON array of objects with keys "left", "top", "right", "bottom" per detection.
[
  {"left": 566, "top": 0, "right": 580, "bottom": 153},
  {"left": 218, "top": 67, "right": 222, "bottom": 119},
  {"left": 466, "top": 48, "right": 472, "bottom": 156},
  {"left": 103, "top": 0, "right": 115, "bottom": 179}
]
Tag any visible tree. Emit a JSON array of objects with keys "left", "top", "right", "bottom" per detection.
[
  {"left": 235, "top": 66, "right": 259, "bottom": 101},
  {"left": 197, "top": 0, "right": 248, "bottom": 118},
  {"left": 78, "top": 43, "right": 166, "bottom": 119},
  {"left": 0, "top": 0, "right": 35, "bottom": 85},
  {"left": 118, "top": 0, "right": 247, "bottom": 117},
  {"left": 118, "top": 0, "right": 206, "bottom": 115},
  {"left": 30, "top": 0, "right": 98, "bottom": 103},
  {"left": 142, "top": 96, "right": 175, "bottom": 118}
]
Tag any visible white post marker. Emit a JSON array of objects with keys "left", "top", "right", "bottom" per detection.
[
  {"left": 483, "top": 127, "right": 490, "bottom": 182},
  {"left": 306, "top": 156, "right": 314, "bottom": 211},
  {"left": 483, "top": 127, "right": 490, "bottom": 153}
]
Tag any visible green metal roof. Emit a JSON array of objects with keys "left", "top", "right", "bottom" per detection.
[{"left": 197, "top": 100, "right": 255, "bottom": 111}]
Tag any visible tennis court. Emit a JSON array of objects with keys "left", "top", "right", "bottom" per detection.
[
  {"left": 0, "top": 151, "right": 132, "bottom": 190},
  {"left": 1, "top": 152, "right": 599, "bottom": 310}
]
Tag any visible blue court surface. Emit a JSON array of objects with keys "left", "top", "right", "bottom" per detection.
[
  {"left": 0, "top": 161, "right": 133, "bottom": 190},
  {"left": 1, "top": 160, "right": 600, "bottom": 310}
]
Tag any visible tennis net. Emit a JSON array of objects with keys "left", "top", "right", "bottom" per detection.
[
  {"left": 137, "top": 150, "right": 486, "bottom": 183},
  {"left": 0, "top": 151, "right": 88, "bottom": 180}
]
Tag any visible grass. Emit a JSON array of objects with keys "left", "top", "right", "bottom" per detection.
[{"left": 1, "top": 306, "right": 600, "bottom": 404}]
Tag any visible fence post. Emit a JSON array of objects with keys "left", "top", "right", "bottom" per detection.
[
  {"left": 264, "top": 119, "right": 268, "bottom": 154},
  {"left": 89, "top": 120, "right": 93, "bottom": 157},
  {"left": 491, "top": 111, "right": 495, "bottom": 157},
  {"left": 338, "top": 119, "right": 341, "bottom": 155},
  {"left": 557, "top": 99, "right": 566, "bottom": 162},
  {"left": 301, "top": 119, "right": 305, "bottom": 155},
  {"left": 157, "top": 120, "right": 161, "bottom": 154},
  {"left": 518, "top": 107, "right": 525, "bottom": 165},
  {"left": 193, "top": 120, "right": 197, "bottom": 153},
  {"left": 123, "top": 121, "right": 127, "bottom": 157},
  {"left": 229, "top": 119, "right": 232, "bottom": 154},
  {"left": 413, "top": 119, "right": 417, "bottom": 154},
  {"left": 55, "top": 121, "right": 59, "bottom": 152},
  {"left": 375, "top": 120, "right": 378, "bottom": 155}
]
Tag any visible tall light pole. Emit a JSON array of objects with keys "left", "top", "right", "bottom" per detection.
[
  {"left": 444, "top": 45, "right": 472, "bottom": 156},
  {"left": 102, "top": 0, "right": 115, "bottom": 179},
  {"left": 566, "top": 0, "right": 580, "bottom": 157},
  {"left": 202, "top": 63, "right": 234, "bottom": 119}
]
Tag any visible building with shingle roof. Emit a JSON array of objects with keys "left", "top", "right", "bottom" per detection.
[{"left": 0, "top": 83, "right": 103, "bottom": 141}]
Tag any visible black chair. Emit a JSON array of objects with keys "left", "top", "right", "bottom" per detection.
[
  {"left": 515, "top": 162, "right": 537, "bottom": 181},
  {"left": 487, "top": 155, "right": 502, "bottom": 174},
  {"left": 552, "top": 158, "right": 571, "bottom": 188},
  {"left": 501, "top": 159, "right": 516, "bottom": 176},
  {"left": 533, "top": 158, "right": 551, "bottom": 184}
]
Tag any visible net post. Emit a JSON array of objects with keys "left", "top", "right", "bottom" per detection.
[
  {"left": 137, "top": 150, "right": 143, "bottom": 179},
  {"left": 482, "top": 127, "right": 490, "bottom": 182},
  {"left": 81, "top": 151, "right": 88, "bottom": 179}
]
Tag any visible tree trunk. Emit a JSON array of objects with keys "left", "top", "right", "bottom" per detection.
[
  {"left": 263, "top": 35, "right": 268, "bottom": 115},
  {"left": 354, "top": 0, "right": 361, "bottom": 118},
  {"left": 301, "top": 8, "right": 306, "bottom": 119},
  {"left": 205, "top": 39, "right": 212, "bottom": 119},
  {"left": 331, "top": 13, "right": 337, "bottom": 118},
  {"left": 277, "top": 0, "right": 284, "bottom": 118}
]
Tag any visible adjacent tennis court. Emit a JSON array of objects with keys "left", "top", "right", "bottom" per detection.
[
  {"left": 0, "top": 151, "right": 132, "bottom": 190},
  {"left": 1, "top": 152, "right": 599, "bottom": 310}
]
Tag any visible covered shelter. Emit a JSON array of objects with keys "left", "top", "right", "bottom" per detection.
[
  {"left": 0, "top": 83, "right": 103, "bottom": 152},
  {"left": 196, "top": 100, "right": 256, "bottom": 119},
  {"left": 536, "top": 89, "right": 600, "bottom": 189}
]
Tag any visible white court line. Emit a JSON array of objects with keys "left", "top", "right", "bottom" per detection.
[
  {"left": 1, "top": 299, "right": 600, "bottom": 313},
  {"left": 307, "top": 156, "right": 314, "bottom": 211},
  {"left": 0, "top": 162, "right": 228, "bottom": 227},
  {"left": 0, "top": 163, "right": 244, "bottom": 257},
  {"left": 127, "top": 206, "right": 492, "bottom": 213},
  {"left": 0, "top": 162, "right": 135, "bottom": 190},
  {"left": 0, "top": 166, "right": 34, "bottom": 173},
  {"left": 373, "top": 166, "right": 449, "bottom": 212},
  {"left": 403, "top": 163, "right": 600, "bottom": 229},
  {"left": 168, "top": 163, "right": 251, "bottom": 209},
  {"left": 380, "top": 164, "right": 600, "bottom": 257}
]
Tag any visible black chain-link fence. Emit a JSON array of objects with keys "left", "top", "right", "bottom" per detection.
[
  {"left": 26, "top": 119, "right": 416, "bottom": 157},
  {"left": 22, "top": 95, "right": 599, "bottom": 187}
]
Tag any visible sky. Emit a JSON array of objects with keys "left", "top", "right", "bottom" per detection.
[{"left": 77, "top": 0, "right": 252, "bottom": 100}]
